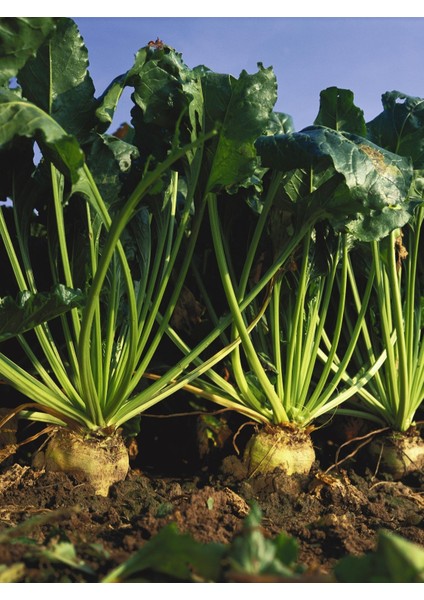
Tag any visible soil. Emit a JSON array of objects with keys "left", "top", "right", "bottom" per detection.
[{"left": 0, "top": 408, "right": 423, "bottom": 583}]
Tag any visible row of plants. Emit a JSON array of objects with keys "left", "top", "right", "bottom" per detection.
[
  {"left": 0, "top": 17, "right": 423, "bottom": 494},
  {"left": 1, "top": 501, "right": 423, "bottom": 583}
]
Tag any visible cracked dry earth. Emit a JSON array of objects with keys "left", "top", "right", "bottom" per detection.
[{"left": 0, "top": 411, "right": 423, "bottom": 583}]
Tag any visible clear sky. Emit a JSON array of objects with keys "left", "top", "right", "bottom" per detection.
[{"left": 72, "top": 17, "right": 424, "bottom": 133}]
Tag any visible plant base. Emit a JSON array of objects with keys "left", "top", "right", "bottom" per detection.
[
  {"left": 42, "top": 428, "right": 129, "bottom": 496},
  {"left": 368, "top": 431, "right": 424, "bottom": 480},
  {"left": 243, "top": 424, "right": 315, "bottom": 477}
]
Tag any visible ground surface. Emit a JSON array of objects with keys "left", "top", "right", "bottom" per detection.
[{"left": 0, "top": 412, "right": 423, "bottom": 583}]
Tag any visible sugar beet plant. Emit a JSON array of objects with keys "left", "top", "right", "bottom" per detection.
[
  {"left": 330, "top": 91, "right": 424, "bottom": 478},
  {"left": 173, "top": 88, "right": 417, "bottom": 477},
  {"left": 0, "top": 18, "right": 284, "bottom": 493},
  {"left": 0, "top": 18, "right": 206, "bottom": 494}
]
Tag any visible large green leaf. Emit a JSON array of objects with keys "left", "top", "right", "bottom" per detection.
[
  {"left": 367, "top": 91, "right": 424, "bottom": 169},
  {"left": 0, "top": 89, "right": 84, "bottom": 182},
  {"left": 201, "top": 64, "right": 277, "bottom": 192},
  {"left": 131, "top": 48, "right": 195, "bottom": 129},
  {"left": 314, "top": 86, "right": 367, "bottom": 135},
  {"left": 17, "top": 18, "right": 97, "bottom": 143},
  {"left": 96, "top": 45, "right": 198, "bottom": 140},
  {"left": 103, "top": 522, "right": 224, "bottom": 582},
  {"left": 335, "top": 529, "right": 424, "bottom": 583},
  {"left": 129, "top": 46, "right": 203, "bottom": 167},
  {"left": 0, "top": 18, "right": 57, "bottom": 86},
  {"left": 0, "top": 285, "right": 85, "bottom": 342},
  {"left": 255, "top": 126, "right": 414, "bottom": 240}
]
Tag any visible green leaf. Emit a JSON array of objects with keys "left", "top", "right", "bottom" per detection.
[
  {"left": 335, "top": 529, "right": 424, "bottom": 583},
  {"left": 130, "top": 46, "right": 203, "bottom": 165},
  {"left": 267, "top": 111, "right": 295, "bottom": 135},
  {"left": 228, "top": 503, "right": 300, "bottom": 578},
  {"left": 273, "top": 531, "right": 299, "bottom": 568},
  {"left": 18, "top": 18, "right": 97, "bottom": 143},
  {"left": 0, "top": 285, "right": 85, "bottom": 342},
  {"left": 131, "top": 48, "right": 194, "bottom": 128},
  {"left": 95, "top": 48, "right": 155, "bottom": 133},
  {"left": 367, "top": 91, "right": 424, "bottom": 169},
  {"left": 334, "top": 552, "right": 383, "bottom": 583},
  {"left": 95, "top": 73, "right": 129, "bottom": 131},
  {"left": 83, "top": 133, "right": 139, "bottom": 207},
  {"left": 379, "top": 529, "right": 424, "bottom": 582},
  {"left": 103, "top": 523, "right": 225, "bottom": 582},
  {"left": 256, "top": 127, "right": 414, "bottom": 240},
  {"left": 0, "top": 563, "right": 25, "bottom": 583},
  {"left": 39, "top": 542, "right": 95, "bottom": 575},
  {"left": 0, "top": 17, "right": 57, "bottom": 86},
  {"left": 0, "top": 89, "right": 84, "bottom": 182},
  {"left": 201, "top": 64, "right": 277, "bottom": 191},
  {"left": 314, "top": 86, "right": 367, "bottom": 135}
]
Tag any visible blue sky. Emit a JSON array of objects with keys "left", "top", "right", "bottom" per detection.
[{"left": 73, "top": 17, "right": 424, "bottom": 133}]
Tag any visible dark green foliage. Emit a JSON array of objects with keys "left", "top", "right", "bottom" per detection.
[
  {"left": 18, "top": 18, "right": 97, "bottom": 143},
  {"left": 0, "top": 18, "right": 57, "bottom": 86},
  {"left": 256, "top": 126, "right": 414, "bottom": 241},
  {"left": 200, "top": 64, "right": 277, "bottom": 191},
  {"left": 314, "top": 86, "right": 367, "bottom": 135},
  {"left": 367, "top": 91, "right": 424, "bottom": 168}
]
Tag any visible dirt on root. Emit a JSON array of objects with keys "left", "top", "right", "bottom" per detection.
[{"left": 0, "top": 416, "right": 424, "bottom": 582}]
